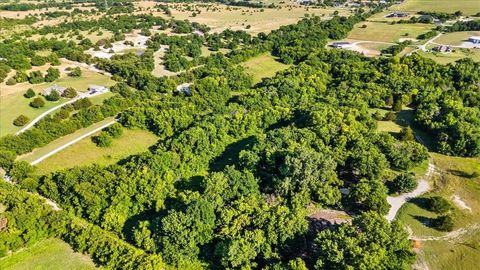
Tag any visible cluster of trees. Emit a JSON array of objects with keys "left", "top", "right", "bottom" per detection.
[{"left": 92, "top": 123, "right": 123, "bottom": 147}]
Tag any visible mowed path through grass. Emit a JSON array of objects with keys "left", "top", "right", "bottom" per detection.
[
  {"left": 20, "top": 122, "right": 158, "bottom": 175},
  {"left": 241, "top": 53, "right": 289, "bottom": 84},
  {"left": 0, "top": 238, "right": 98, "bottom": 270}
]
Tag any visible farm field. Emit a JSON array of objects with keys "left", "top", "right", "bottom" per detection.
[
  {"left": 21, "top": 126, "right": 158, "bottom": 175},
  {"left": 0, "top": 238, "right": 98, "bottom": 270},
  {"left": 347, "top": 21, "right": 433, "bottom": 43},
  {"left": 240, "top": 53, "right": 289, "bottom": 83},
  {"left": 392, "top": 0, "right": 480, "bottom": 16},
  {"left": 165, "top": 3, "right": 352, "bottom": 34}
]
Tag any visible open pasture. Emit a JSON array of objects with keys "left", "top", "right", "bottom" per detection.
[{"left": 392, "top": 0, "right": 480, "bottom": 16}]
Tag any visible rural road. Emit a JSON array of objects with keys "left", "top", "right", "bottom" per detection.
[
  {"left": 385, "top": 161, "right": 435, "bottom": 222},
  {"left": 29, "top": 120, "right": 116, "bottom": 165},
  {"left": 16, "top": 91, "right": 109, "bottom": 135}
]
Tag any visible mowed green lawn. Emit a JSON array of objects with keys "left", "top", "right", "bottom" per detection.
[
  {"left": 397, "top": 153, "right": 480, "bottom": 270},
  {"left": 0, "top": 238, "right": 98, "bottom": 270},
  {"left": 0, "top": 70, "right": 114, "bottom": 136},
  {"left": 241, "top": 53, "right": 289, "bottom": 84},
  {"left": 393, "top": 0, "right": 480, "bottom": 15},
  {"left": 435, "top": 31, "right": 480, "bottom": 46},
  {"left": 419, "top": 49, "right": 480, "bottom": 64},
  {"left": 22, "top": 126, "right": 158, "bottom": 175},
  {"left": 348, "top": 21, "right": 433, "bottom": 43}
]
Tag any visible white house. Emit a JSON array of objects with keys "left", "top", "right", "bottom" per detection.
[
  {"left": 468, "top": 36, "right": 480, "bottom": 44},
  {"left": 176, "top": 83, "right": 192, "bottom": 96},
  {"left": 88, "top": 85, "right": 108, "bottom": 94},
  {"left": 43, "top": 85, "right": 66, "bottom": 96},
  {"left": 331, "top": 42, "right": 350, "bottom": 49}
]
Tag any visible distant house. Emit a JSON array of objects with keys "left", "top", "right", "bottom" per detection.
[
  {"left": 176, "top": 83, "right": 191, "bottom": 96},
  {"left": 386, "top": 11, "right": 409, "bottom": 18},
  {"left": 331, "top": 42, "right": 350, "bottom": 49},
  {"left": 43, "top": 85, "right": 66, "bottom": 96},
  {"left": 469, "top": 36, "right": 480, "bottom": 44},
  {"left": 432, "top": 45, "right": 452, "bottom": 53},
  {"left": 193, "top": 30, "right": 205, "bottom": 37},
  {"left": 88, "top": 85, "right": 108, "bottom": 94}
]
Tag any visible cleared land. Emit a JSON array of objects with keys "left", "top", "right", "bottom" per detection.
[
  {"left": 0, "top": 238, "right": 98, "bottom": 270},
  {"left": 0, "top": 66, "right": 114, "bottom": 136},
  {"left": 240, "top": 53, "right": 289, "bottom": 83},
  {"left": 348, "top": 21, "right": 433, "bottom": 43},
  {"left": 162, "top": 3, "right": 352, "bottom": 34},
  {"left": 21, "top": 126, "right": 158, "bottom": 175},
  {"left": 392, "top": 0, "right": 480, "bottom": 16},
  {"left": 435, "top": 31, "right": 480, "bottom": 46},
  {"left": 397, "top": 153, "right": 480, "bottom": 270},
  {"left": 419, "top": 49, "right": 480, "bottom": 64}
]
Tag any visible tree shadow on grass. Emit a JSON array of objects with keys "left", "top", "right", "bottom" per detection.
[
  {"left": 209, "top": 136, "right": 256, "bottom": 172},
  {"left": 412, "top": 215, "right": 435, "bottom": 228},
  {"left": 409, "top": 197, "right": 431, "bottom": 211}
]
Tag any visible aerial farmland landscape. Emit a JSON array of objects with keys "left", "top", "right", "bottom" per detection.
[{"left": 0, "top": 0, "right": 479, "bottom": 269}]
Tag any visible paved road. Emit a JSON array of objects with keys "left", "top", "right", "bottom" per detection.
[
  {"left": 16, "top": 91, "right": 108, "bottom": 135},
  {"left": 385, "top": 161, "right": 435, "bottom": 222},
  {"left": 30, "top": 120, "right": 116, "bottom": 165}
]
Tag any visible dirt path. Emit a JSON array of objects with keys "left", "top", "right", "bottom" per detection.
[{"left": 385, "top": 160, "right": 435, "bottom": 222}]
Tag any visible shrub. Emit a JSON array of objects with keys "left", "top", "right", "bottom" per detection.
[
  {"left": 433, "top": 214, "right": 454, "bottom": 232},
  {"left": 28, "top": 70, "right": 44, "bottom": 84},
  {"left": 9, "top": 161, "right": 33, "bottom": 182},
  {"left": 389, "top": 172, "right": 417, "bottom": 194},
  {"left": 428, "top": 196, "right": 453, "bottom": 214},
  {"left": 105, "top": 123, "right": 123, "bottom": 138},
  {"left": 46, "top": 90, "right": 61, "bottom": 101},
  {"left": 62, "top": 87, "right": 78, "bottom": 98},
  {"left": 6, "top": 77, "right": 16, "bottom": 85},
  {"left": 44, "top": 67, "right": 60, "bottom": 82},
  {"left": 30, "top": 97, "right": 45, "bottom": 108},
  {"left": 384, "top": 111, "right": 397, "bottom": 121},
  {"left": 73, "top": 98, "right": 92, "bottom": 110},
  {"left": 68, "top": 67, "right": 82, "bottom": 77},
  {"left": 373, "top": 111, "right": 383, "bottom": 121},
  {"left": 399, "top": 127, "right": 415, "bottom": 141},
  {"left": 14, "top": 71, "right": 28, "bottom": 83},
  {"left": 13, "top": 115, "right": 30, "bottom": 126},
  {"left": 24, "top": 88, "right": 35, "bottom": 98},
  {"left": 92, "top": 132, "right": 113, "bottom": 147}
]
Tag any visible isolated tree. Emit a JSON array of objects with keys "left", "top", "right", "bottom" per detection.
[
  {"left": 44, "top": 67, "right": 60, "bottom": 82},
  {"left": 62, "top": 87, "right": 78, "bottom": 98},
  {"left": 6, "top": 77, "right": 16, "bottom": 85},
  {"left": 24, "top": 88, "right": 35, "bottom": 98},
  {"left": 428, "top": 196, "right": 452, "bottom": 214},
  {"left": 399, "top": 126, "right": 415, "bottom": 141},
  {"left": 13, "top": 115, "right": 30, "bottom": 126},
  {"left": 28, "top": 71, "right": 44, "bottom": 84},
  {"left": 92, "top": 132, "right": 113, "bottom": 147},
  {"left": 433, "top": 214, "right": 454, "bottom": 232},
  {"left": 68, "top": 67, "right": 82, "bottom": 77},
  {"left": 30, "top": 97, "right": 45, "bottom": 108},
  {"left": 389, "top": 172, "right": 417, "bottom": 194},
  {"left": 46, "top": 90, "right": 61, "bottom": 101}
]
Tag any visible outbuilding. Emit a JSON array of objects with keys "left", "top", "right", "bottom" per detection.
[
  {"left": 468, "top": 36, "right": 480, "bottom": 44},
  {"left": 43, "top": 85, "right": 66, "bottom": 96}
]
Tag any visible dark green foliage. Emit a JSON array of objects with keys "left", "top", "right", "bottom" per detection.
[
  {"left": 389, "top": 172, "right": 417, "bottom": 194},
  {"left": 46, "top": 90, "right": 61, "bottom": 101},
  {"left": 428, "top": 196, "right": 453, "bottom": 214},
  {"left": 72, "top": 98, "right": 92, "bottom": 110},
  {"left": 313, "top": 212, "right": 415, "bottom": 270},
  {"left": 9, "top": 161, "right": 33, "bottom": 182},
  {"left": 28, "top": 70, "right": 44, "bottom": 84},
  {"left": 399, "top": 126, "right": 415, "bottom": 141},
  {"left": 30, "top": 97, "right": 45, "bottom": 108},
  {"left": 92, "top": 132, "right": 113, "bottom": 147},
  {"left": 67, "top": 67, "right": 82, "bottom": 77},
  {"left": 44, "top": 67, "right": 60, "bottom": 82},
  {"left": 24, "top": 88, "right": 35, "bottom": 98},
  {"left": 13, "top": 115, "right": 30, "bottom": 127},
  {"left": 5, "top": 77, "right": 16, "bottom": 85},
  {"left": 0, "top": 150, "right": 15, "bottom": 170},
  {"left": 104, "top": 123, "right": 123, "bottom": 138},
  {"left": 433, "top": 214, "right": 455, "bottom": 232},
  {"left": 384, "top": 111, "right": 397, "bottom": 121},
  {"left": 62, "top": 87, "right": 77, "bottom": 98}
]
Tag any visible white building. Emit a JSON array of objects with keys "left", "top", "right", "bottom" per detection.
[
  {"left": 468, "top": 36, "right": 480, "bottom": 44},
  {"left": 88, "top": 85, "right": 108, "bottom": 94},
  {"left": 43, "top": 85, "right": 66, "bottom": 96},
  {"left": 176, "top": 83, "right": 191, "bottom": 96}
]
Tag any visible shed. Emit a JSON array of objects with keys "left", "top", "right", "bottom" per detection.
[
  {"left": 468, "top": 36, "right": 480, "bottom": 44},
  {"left": 88, "top": 85, "right": 108, "bottom": 94},
  {"left": 331, "top": 42, "right": 350, "bottom": 48},
  {"left": 176, "top": 83, "right": 192, "bottom": 96}
]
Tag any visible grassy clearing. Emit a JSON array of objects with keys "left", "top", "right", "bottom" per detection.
[
  {"left": 435, "top": 31, "right": 480, "bottom": 46},
  {"left": 240, "top": 53, "right": 289, "bottom": 83},
  {"left": 348, "top": 21, "right": 433, "bottom": 43},
  {"left": 418, "top": 49, "right": 480, "bottom": 64},
  {"left": 23, "top": 127, "right": 158, "bottom": 175},
  {"left": 164, "top": 3, "right": 351, "bottom": 34},
  {"left": 392, "top": 0, "right": 480, "bottom": 16},
  {"left": 0, "top": 67, "right": 115, "bottom": 136},
  {"left": 0, "top": 238, "right": 98, "bottom": 270},
  {"left": 397, "top": 153, "right": 480, "bottom": 270}
]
